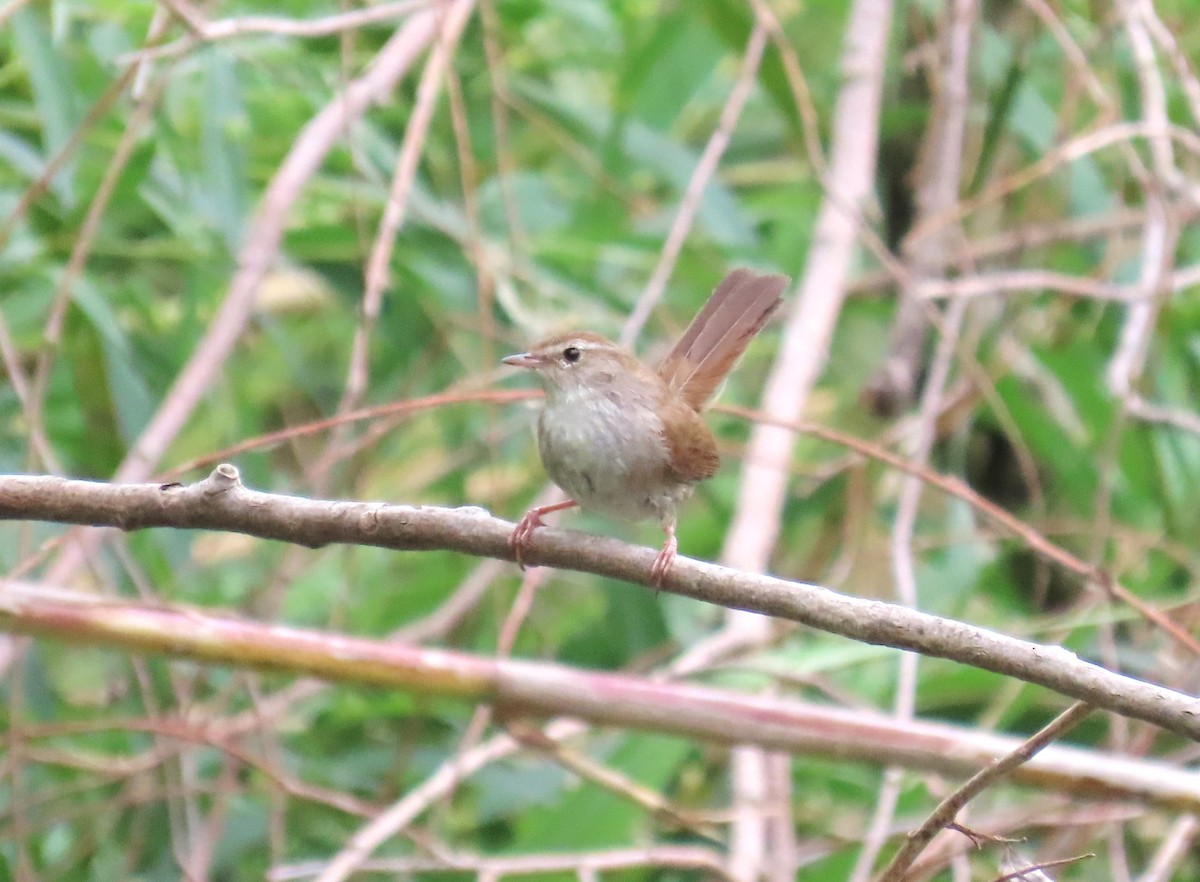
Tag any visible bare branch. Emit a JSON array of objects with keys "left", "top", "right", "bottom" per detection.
[{"left": 1, "top": 469, "right": 1199, "bottom": 739}]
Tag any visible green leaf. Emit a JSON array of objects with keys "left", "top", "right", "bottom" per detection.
[
  {"left": 199, "top": 52, "right": 248, "bottom": 251},
  {"left": 11, "top": 7, "right": 79, "bottom": 205},
  {"left": 72, "top": 277, "right": 154, "bottom": 444},
  {"left": 618, "top": 11, "right": 723, "bottom": 130}
]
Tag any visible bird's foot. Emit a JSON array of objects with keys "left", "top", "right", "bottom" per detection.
[
  {"left": 649, "top": 524, "right": 679, "bottom": 589},
  {"left": 509, "top": 499, "right": 578, "bottom": 570},
  {"left": 509, "top": 511, "right": 546, "bottom": 570}
]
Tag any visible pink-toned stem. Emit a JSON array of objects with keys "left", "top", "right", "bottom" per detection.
[
  {"left": 2, "top": 580, "right": 1199, "bottom": 811},
  {"left": 0, "top": 469, "right": 1198, "bottom": 739}
]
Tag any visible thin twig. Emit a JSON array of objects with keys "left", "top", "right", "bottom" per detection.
[
  {"left": 120, "top": 0, "right": 432, "bottom": 64},
  {"left": 27, "top": 75, "right": 169, "bottom": 477},
  {"left": 342, "top": 0, "right": 476, "bottom": 416},
  {"left": 0, "top": 57, "right": 141, "bottom": 256},
  {"left": 272, "top": 844, "right": 733, "bottom": 882},
  {"left": 876, "top": 702, "right": 1095, "bottom": 882},
  {"left": 916, "top": 271, "right": 1134, "bottom": 301},
  {"left": 714, "top": 2, "right": 892, "bottom": 870},
  {"left": 620, "top": 18, "right": 770, "bottom": 347},
  {"left": 748, "top": 0, "right": 828, "bottom": 177},
  {"left": 0, "top": 310, "right": 58, "bottom": 472},
  {"left": 506, "top": 723, "right": 725, "bottom": 843},
  {"left": 720, "top": 404, "right": 1200, "bottom": 657},
  {"left": 310, "top": 720, "right": 586, "bottom": 882},
  {"left": 853, "top": 1, "right": 977, "bottom": 876},
  {"left": 479, "top": 0, "right": 528, "bottom": 276},
  {"left": 112, "top": 9, "right": 441, "bottom": 486},
  {"left": 909, "top": 121, "right": 1200, "bottom": 246},
  {"left": 991, "top": 852, "right": 1095, "bottom": 882},
  {"left": 1136, "top": 814, "right": 1200, "bottom": 882},
  {"left": 43, "top": 5, "right": 445, "bottom": 592},
  {"left": 720, "top": 0, "right": 892, "bottom": 576}
]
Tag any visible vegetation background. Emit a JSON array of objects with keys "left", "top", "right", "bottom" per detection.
[{"left": 2, "top": 0, "right": 1200, "bottom": 879}]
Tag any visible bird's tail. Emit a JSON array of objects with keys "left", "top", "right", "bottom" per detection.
[{"left": 657, "top": 269, "right": 788, "bottom": 410}]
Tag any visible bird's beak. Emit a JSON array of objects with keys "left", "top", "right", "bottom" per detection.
[{"left": 502, "top": 352, "right": 539, "bottom": 369}]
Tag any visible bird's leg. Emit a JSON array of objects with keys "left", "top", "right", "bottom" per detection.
[
  {"left": 649, "top": 518, "right": 678, "bottom": 588},
  {"left": 509, "top": 499, "right": 578, "bottom": 570}
]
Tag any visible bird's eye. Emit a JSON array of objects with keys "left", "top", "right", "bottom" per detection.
[{"left": 562, "top": 346, "right": 582, "bottom": 364}]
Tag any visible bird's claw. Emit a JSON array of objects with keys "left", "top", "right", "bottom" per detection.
[
  {"left": 649, "top": 531, "right": 679, "bottom": 589},
  {"left": 508, "top": 512, "right": 546, "bottom": 571},
  {"left": 508, "top": 499, "right": 579, "bottom": 571}
]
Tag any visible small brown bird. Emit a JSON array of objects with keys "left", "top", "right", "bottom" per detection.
[{"left": 503, "top": 268, "right": 788, "bottom": 585}]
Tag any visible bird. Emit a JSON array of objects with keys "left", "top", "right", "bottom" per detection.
[{"left": 503, "top": 268, "right": 788, "bottom": 585}]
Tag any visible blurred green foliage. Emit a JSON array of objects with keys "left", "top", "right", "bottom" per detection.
[{"left": 2, "top": 0, "right": 1200, "bottom": 879}]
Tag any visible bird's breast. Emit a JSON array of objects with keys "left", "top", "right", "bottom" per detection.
[{"left": 536, "top": 388, "right": 689, "bottom": 522}]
